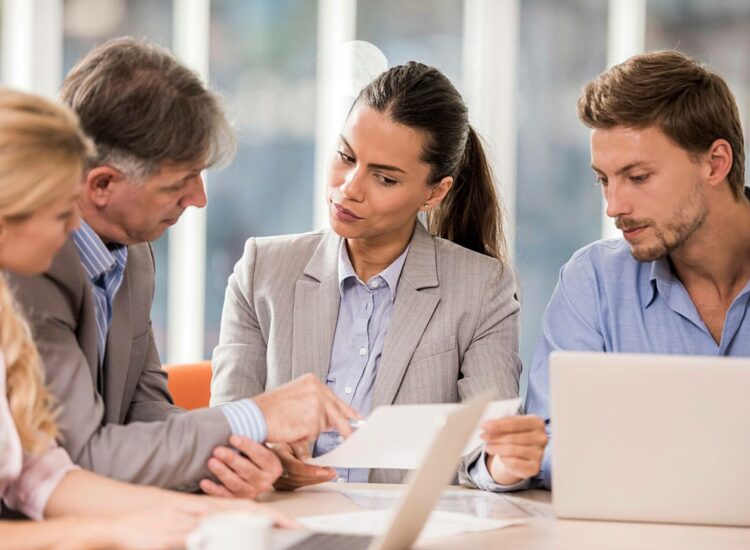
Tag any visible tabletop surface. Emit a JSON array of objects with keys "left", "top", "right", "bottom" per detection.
[{"left": 264, "top": 482, "right": 750, "bottom": 550}]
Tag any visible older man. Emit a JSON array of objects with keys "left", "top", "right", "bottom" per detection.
[{"left": 9, "top": 37, "right": 356, "bottom": 497}]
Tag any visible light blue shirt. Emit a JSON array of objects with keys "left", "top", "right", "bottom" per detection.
[
  {"left": 73, "top": 222, "right": 266, "bottom": 443},
  {"left": 526, "top": 238, "right": 750, "bottom": 489},
  {"left": 312, "top": 239, "right": 514, "bottom": 489},
  {"left": 313, "top": 240, "right": 408, "bottom": 482},
  {"left": 72, "top": 221, "right": 128, "bottom": 371}
]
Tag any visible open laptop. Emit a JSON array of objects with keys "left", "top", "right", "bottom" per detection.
[
  {"left": 550, "top": 351, "right": 750, "bottom": 527},
  {"left": 285, "top": 394, "right": 492, "bottom": 549}
]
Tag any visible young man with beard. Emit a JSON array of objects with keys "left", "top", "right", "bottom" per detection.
[{"left": 523, "top": 50, "right": 750, "bottom": 489}]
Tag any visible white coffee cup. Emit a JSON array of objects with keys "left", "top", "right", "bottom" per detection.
[{"left": 186, "top": 511, "right": 272, "bottom": 550}]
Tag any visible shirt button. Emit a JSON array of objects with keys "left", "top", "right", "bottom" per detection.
[
  {"left": 370, "top": 280, "right": 380, "bottom": 289},
  {"left": 336, "top": 435, "right": 345, "bottom": 444},
  {"left": 344, "top": 386, "right": 353, "bottom": 394},
  {"left": 337, "top": 477, "right": 346, "bottom": 483},
  {"left": 358, "top": 347, "right": 367, "bottom": 356}
]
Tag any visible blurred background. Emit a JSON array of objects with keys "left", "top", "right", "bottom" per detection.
[{"left": 3, "top": 0, "right": 749, "bottom": 397}]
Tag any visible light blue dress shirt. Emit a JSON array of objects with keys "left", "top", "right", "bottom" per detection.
[
  {"left": 312, "top": 239, "right": 514, "bottom": 489},
  {"left": 526, "top": 237, "right": 750, "bottom": 489},
  {"left": 72, "top": 221, "right": 128, "bottom": 371},
  {"left": 73, "top": 222, "right": 266, "bottom": 443},
  {"left": 313, "top": 240, "right": 408, "bottom": 482}
]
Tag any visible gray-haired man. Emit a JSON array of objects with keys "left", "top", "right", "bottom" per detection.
[{"left": 9, "top": 37, "right": 356, "bottom": 497}]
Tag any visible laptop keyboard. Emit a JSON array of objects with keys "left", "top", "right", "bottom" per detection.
[{"left": 286, "top": 533, "right": 374, "bottom": 550}]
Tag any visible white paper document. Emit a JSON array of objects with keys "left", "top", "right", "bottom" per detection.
[
  {"left": 340, "top": 487, "right": 539, "bottom": 519},
  {"left": 307, "top": 398, "right": 521, "bottom": 469},
  {"left": 299, "top": 509, "right": 521, "bottom": 539}
]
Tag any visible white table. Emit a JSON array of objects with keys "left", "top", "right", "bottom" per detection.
[{"left": 264, "top": 483, "right": 750, "bottom": 549}]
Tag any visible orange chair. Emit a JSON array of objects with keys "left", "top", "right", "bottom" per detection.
[{"left": 163, "top": 360, "right": 212, "bottom": 410}]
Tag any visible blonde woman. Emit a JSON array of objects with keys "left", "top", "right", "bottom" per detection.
[{"left": 0, "top": 89, "right": 290, "bottom": 550}]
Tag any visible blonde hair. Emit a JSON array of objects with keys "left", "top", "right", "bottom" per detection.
[{"left": 0, "top": 88, "right": 94, "bottom": 453}]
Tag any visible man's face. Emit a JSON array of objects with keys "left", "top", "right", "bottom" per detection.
[
  {"left": 103, "top": 162, "right": 207, "bottom": 244},
  {"left": 591, "top": 125, "right": 708, "bottom": 262}
]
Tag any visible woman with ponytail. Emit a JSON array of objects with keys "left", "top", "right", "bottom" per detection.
[
  {"left": 212, "top": 62, "right": 547, "bottom": 491},
  {"left": 0, "top": 89, "right": 290, "bottom": 549}
]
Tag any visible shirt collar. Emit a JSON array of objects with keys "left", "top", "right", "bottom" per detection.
[
  {"left": 337, "top": 240, "right": 409, "bottom": 302},
  {"left": 642, "top": 256, "right": 673, "bottom": 308},
  {"left": 71, "top": 221, "right": 127, "bottom": 283},
  {"left": 643, "top": 187, "right": 750, "bottom": 308}
]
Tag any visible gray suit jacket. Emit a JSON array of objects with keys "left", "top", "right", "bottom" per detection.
[
  {"left": 8, "top": 239, "right": 231, "bottom": 490},
  {"left": 211, "top": 222, "right": 522, "bottom": 484}
]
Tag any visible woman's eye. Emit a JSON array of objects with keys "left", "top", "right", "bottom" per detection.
[
  {"left": 376, "top": 174, "right": 398, "bottom": 186},
  {"left": 630, "top": 173, "right": 650, "bottom": 183},
  {"left": 337, "top": 151, "right": 355, "bottom": 163}
]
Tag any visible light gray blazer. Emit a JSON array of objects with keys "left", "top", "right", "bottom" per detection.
[
  {"left": 211, "top": 222, "right": 522, "bottom": 484},
  {"left": 8, "top": 239, "right": 231, "bottom": 490}
]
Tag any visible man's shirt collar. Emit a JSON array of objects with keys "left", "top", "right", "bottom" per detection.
[{"left": 71, "top": 221, "right": 127, "bottom": 283}]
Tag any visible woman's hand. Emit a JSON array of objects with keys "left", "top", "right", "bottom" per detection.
[
  {"left": 480, "top": 415, "right": 548, "bottom": 486},
  {"left": 43, "top": 505, "right": 205, "bottom": 550},
  {"left": 191, "top": 494, "right": 299, "bottom": 529},
  {"left": 79, "top": 496, "right": 297, "bottom": 550},
  {"left": 271, "top": 442, "right": 337, "bottom": 491}
]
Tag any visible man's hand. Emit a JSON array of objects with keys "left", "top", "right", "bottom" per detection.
[
  {"left": 199, "top": 435, "right": 283, "bottom": 498},
  {"left": 481, "top": 415, "right": 548, "bottom": 486},
  {"left": 271, "top": 442, "right": 337, "bottom": 491},
  {"left": 253, "top": 374, "right": 360, "bottom": 443}
]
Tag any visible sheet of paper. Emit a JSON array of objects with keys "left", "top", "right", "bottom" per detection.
[
  {"left": 298, "top": 509, "right": 522, "bottom": 540},
  {"left": 307, "top": 398, "right": 521, "bottom": 469},
  {"left": 338, "top": 487, "right": 537, "bottom": 519}
]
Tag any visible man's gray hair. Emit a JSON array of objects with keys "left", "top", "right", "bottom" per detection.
[{"left": 60, "top": 36, "right": 236, "bottom": 182}]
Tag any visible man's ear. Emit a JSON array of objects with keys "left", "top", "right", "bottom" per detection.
[
  {"left": 85, "top": 166, "right": 124, "bottom": 208},
  {"left": 705, "top": 138, "right": 733, "bottom": 190}
]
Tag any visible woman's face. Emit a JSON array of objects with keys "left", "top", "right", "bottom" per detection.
[
  {"left": 0, "top": 191, "right": 80, "bottom": 275},
  {"left": 327, "top": 103, "right": 451, "bottom": 246}
]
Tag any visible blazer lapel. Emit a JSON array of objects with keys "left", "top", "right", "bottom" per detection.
[
  {"left": 103, "top": 256, "right": 133, "bottom": 424},
  {"left": 47, "top": 240, "right": 100, "bottom": 387},
  {"left": 292, "top": 231, "right": 341, "bottom": 383},
  {"left": 373, "top": 223, "right": 440, "bottom": 408}
]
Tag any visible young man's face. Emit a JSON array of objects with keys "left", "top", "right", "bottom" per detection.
[{"left": 590, "top": 125, "right": 708, "bottom": 262}]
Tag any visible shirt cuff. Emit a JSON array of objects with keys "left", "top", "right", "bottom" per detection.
[
  {"left": 5, "top": 446, "right": 79, "bottom": 520},
  {"left": 467, "top": 448, "right": 531, "bottom": 493},
  {"left": 219, "top": 399, "right": 268, "bottom": 443},
  {"left": 531, "top": 443, "right": 553, "bottom": 490}
]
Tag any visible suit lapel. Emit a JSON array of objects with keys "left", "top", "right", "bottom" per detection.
[
  {"left": 292, "top": 231, "right": 341, "bottom": 383},
  {"left": 47, "top": 240, "right": 99, "bottom": 387},
  {"left": 103, "top": 253, "right": 133, "bottom": 423},
  {"left": 373, "top": 223, "right": 440, "bottom": 408}
]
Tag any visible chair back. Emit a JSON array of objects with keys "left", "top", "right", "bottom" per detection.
[{"left": 163, "top": 360, "right": 212, "bottom": 410}]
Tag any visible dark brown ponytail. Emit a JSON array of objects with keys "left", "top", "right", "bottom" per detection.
[
  {"left": 357, "top": 62, "right": 507, "bottom": 261},
  {"left": 427, "top": 126, "right": 505, "bottom": 261}
]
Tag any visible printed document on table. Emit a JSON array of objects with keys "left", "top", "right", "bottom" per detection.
[
  {"left": 307, "top": 398, "right": 521, "bottom": 469},
  {"left": 298, "top": 509, "right": 522, "bottom": 539}
]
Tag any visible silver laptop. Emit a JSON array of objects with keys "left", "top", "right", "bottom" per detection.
[
  {"left": 550, "top": 351, "right": 750, "bottom": 526},
  {"left": 285, "top": 394, "right": 492, "bottom": 549}
]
